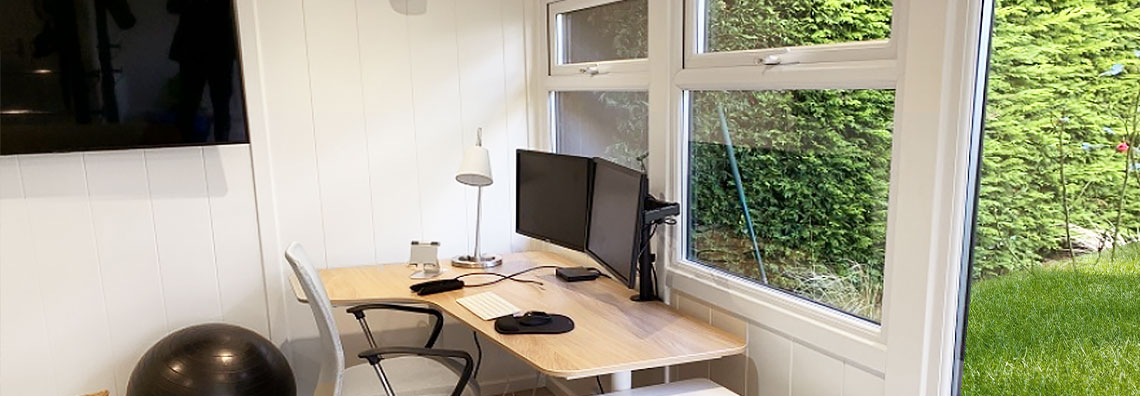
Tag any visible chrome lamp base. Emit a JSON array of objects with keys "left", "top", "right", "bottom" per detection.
[{"left": 452, "top": 254, "right": 503, "bottom": 268}]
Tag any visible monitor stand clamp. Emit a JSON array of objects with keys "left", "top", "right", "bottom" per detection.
[{"left": 631, "top": 196, "right": 680, "bottom": 302}]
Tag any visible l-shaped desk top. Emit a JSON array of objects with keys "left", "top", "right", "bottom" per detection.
[{"left": 290, "top": 251, "right": 746, "bottom": 380}]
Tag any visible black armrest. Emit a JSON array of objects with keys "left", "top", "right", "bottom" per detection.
[
  {"left": 346, "top": 303, "right": 444, "bottom": 348},
  {"left": 358, "top": 347, "right": 474, "bottom": 396}
]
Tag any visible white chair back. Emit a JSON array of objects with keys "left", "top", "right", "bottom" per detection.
[{"left": 285, "top": 242, "right": 345, "bottom": 396}]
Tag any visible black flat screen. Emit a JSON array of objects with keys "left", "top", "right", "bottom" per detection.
[
  {"left": 516, "top": 150, "right": 592, "bottom": 251},
  {"left": 586, "top": 158, "right": 646, "bottom": 288},
  {"left": 1, "top": 0, "right": 249, "bottom": 155}
]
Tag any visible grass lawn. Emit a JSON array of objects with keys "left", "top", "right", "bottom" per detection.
[{"left": 961, "top": 244, "right": 1140, "bottom": 395}]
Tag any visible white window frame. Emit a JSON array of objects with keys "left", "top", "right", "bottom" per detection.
[
  {"left": 531, "top": 0, "right": 986, "bottom": 393},
  {"left": 672, "top": 0, "right": 903, "bottom": 360},
  {"left": 538, "top": 0, "right": 652, "bottom": 154},
  {"left": 683, "top": 0, "right": 898, "bottom": 69},
  {"left": 548, "top": 0, "right": 650, "bottom": 77}
]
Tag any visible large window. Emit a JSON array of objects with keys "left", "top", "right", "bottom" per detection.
[
  {"left": 678, "top": 0, "right": 897, "bottom": 323},
  {"left": 687, "top": 89, "right": 894, "bottom": 321},
  {"left": 956, "top": 0, "right": 1140, "bottom": 393}
]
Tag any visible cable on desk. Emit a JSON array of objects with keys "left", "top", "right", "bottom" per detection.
[
  {"left": 595, "top": 376, "right": 605, "bottom": 395},
  {"left": 456, "top": 265, "right": 563, "bottom": 288}
]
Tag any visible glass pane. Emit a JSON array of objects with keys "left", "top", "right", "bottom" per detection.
[
  {"left": 555, "top": 91, "right": 648, "bottom": 171},
  {"left": 687, "top": 89, "right": 895, "bottom": 322},
  {"left": 958, "top": 0, "right": 1140, "bottom": 393},
  {"left": 559, "top": 0, "right": 648, "bottom": 64},
  {"left": 702, "top": 0, "right": 892, "bottom": 53}
]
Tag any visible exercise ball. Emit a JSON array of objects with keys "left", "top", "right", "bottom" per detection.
[{"left": 127, "top": 323, "right": 295, "bottom": 396}]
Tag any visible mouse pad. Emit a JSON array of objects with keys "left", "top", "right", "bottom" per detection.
[{"left": 494, "top": 314, "right": 574, "bottom": 334}]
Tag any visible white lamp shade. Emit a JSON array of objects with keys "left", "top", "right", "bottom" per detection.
[{"left": 456, "top": 145, "right": 493, "bottom": 186}]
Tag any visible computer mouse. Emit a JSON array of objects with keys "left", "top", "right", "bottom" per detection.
[{"left": 518, "top": 311, "right": 553, "bottom": 326}]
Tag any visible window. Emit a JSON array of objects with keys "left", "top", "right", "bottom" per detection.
[
  {"left": 956, "top": 0, "right": 1140, "bottom": 393},
  {"left": 685, "top": 0, "right": 896, "bottom": 69},
  {"left": 686, "top": 89, "right": 894, "bottom": 321},
  {"left": 557, "top": 0, "right": 647, "bottom": 64},
  {"left": 539, "top": 0, "right": 985, "bottom": 390},
  {"left": 549, "top": 0, "right": 649, "bottom": 76},
  {"left": 698, "top": 0, "right": 892, "bottom": 53},
  {"left": 545, "top": 0, "right": 650, "bottom": 166},
  {"left": 554, "top": 91, "right": 648, "bottom": 171},
  {"left": 678, "top": 0, "right": 898, "bottom": 323}
]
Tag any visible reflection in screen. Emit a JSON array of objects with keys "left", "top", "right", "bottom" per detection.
[{"left": 0, "top": 0, "right": 249, "bottom": 155}]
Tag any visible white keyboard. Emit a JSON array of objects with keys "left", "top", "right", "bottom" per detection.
[{"left": 456, "top": 292, "right": 520, "bottom": 321}]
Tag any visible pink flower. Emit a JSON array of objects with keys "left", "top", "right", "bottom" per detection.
[{"left": 1118, "top": 142, "right": 1130, "bottom": 153}]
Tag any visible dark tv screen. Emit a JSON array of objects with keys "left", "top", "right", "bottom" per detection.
[
  {"left": 1, "top": 0, "right": 249, "bottom": 155},
  {"left": 516, "top": 150, "right": 593, "bottom": 251}
]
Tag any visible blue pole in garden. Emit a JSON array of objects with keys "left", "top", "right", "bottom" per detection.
[{"left": 717, "top": 105, "right": 768, "bottom": 284}]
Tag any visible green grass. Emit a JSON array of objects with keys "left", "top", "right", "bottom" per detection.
[{"left": 962, "top": 244, "right": 1140, "bottom": 395}]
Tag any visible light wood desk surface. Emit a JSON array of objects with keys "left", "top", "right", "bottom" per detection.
[{"left": 290, "top": 251, "right": 745, "bottom": 379}]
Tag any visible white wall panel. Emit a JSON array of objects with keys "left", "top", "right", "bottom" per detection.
[
  {"left": 146, "top": 148, "right": 224, "bottom": 329},
  {"left": 0, "top": 157, "right": 57, "bottom": 396},
  {"left": 406, "top": 0, "right": 470, "bottom": 258},
  {"left": 19, "top": 154, "right": 117, "bottom": 395},
  {"left": 501, "top": 0, "right": 533, "bottom": 252},
  {"left": 204, "top": 146, "right": 270, "bottom": 335},
  {"left": 843, "top": 364, "right": 885, "bottom": 396},
  {"left": 457, "top": 0, "right": 512, "bottom": 256},
  {"left": 790, "top": 344, "right": 844, "bottom": 396},
  {"left": 1, "top": 146, "right": 267, "bottom": 396},
  {"left": 255, "top": 0, "right": 328, "bottom": 268},
  {"left": 355, "top": 0, "right": 425, "bottom": 262},
  {"left": 748, "top": 324, "right": 792, "bottom": 396},
  {"left": 84, "top": 150, "right": 169, "bottom": 394},
  {"left": 302, "top": 0, "right": 377, "bottom": 268}
]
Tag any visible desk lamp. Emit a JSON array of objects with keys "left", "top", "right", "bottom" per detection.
[{"left": 453, "top": 128, "right": 502, "bottom": 268}]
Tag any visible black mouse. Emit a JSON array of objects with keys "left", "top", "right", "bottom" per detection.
[{"left": 517, "top": 311, "right": 553, "bottom": 326}]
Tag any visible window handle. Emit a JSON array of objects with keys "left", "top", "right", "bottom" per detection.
[
  {"left": 579, "top": 64, "right": 602, "bottom": 76},
  {"left": 760, "top": 55, "right": 783, "bottom": 65},
  {"left": 756, "top": 49, "right": 797, "bottom": 66}
]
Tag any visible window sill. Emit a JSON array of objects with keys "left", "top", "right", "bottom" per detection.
[{"left": 667, "top": 259, "right": 887, "bottom": 373}]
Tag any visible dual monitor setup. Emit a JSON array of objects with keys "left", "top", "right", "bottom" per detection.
[{"left": 516, "top": 150, "right": 679, "bottom": 301}]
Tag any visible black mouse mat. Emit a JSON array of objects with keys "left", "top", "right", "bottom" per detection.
[{"left": 494, "top": 314, "right": 574, "bottom": 334}]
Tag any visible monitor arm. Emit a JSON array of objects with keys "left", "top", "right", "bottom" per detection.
[{"left": 632, "top": 196, "right": 680, "bottom": 302}]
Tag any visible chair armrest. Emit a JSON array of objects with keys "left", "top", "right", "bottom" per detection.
[
  {"left": 346, "top": 303, "right": 443, "bottom": 348},
  {"left": 357, "top": 347, "right": 474, "bottom": 396}
]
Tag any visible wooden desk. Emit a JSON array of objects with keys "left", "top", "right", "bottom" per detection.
[{"left": 291, "top": 251, "right": 745, "bottom": 389}]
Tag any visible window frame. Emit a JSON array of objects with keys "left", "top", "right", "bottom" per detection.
[
  {"left": 547, "top": 0, "right": 650, "bottom": 77},
  {"left": 683, "top": 0, "right": 901, "bottom": 69},
  {"left": 529, "top": 0, "right": 986, "bottom": 392},
  {"left": 673, "top": 0, "right": 902, "bottom": 342}
]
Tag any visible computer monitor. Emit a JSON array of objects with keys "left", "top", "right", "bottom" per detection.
[
  {"left": 515, "top": 150, "right": 593, "bottom": 251},
  {"left": 585, "top": 158, "right": 647, "bottom": 289}
]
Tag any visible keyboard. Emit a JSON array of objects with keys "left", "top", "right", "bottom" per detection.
[{"left": 456, "top": 292, "right": 520, "bottom": 321}]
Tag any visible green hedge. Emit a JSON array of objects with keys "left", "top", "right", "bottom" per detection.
[
  {"left": 973, "top": 0, "right": 1140, "bottom": 276},
  {"left": 591, "top": 0, "right": 1140, "bottom": 279}
]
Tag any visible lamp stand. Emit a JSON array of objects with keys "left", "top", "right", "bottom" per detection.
[{"left": 453, "top": 186, "right": 502, "bottom": 268}]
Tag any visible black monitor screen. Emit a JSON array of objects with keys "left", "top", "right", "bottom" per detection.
[
  {"left": 586, "top": 158, "right": 646, "bottom": 288},
  {"left": 516, "top": 150, "right": 592, "bottom": 251},
  {"left": 1, "top": 0, "right": 249, "bottom": 155}
]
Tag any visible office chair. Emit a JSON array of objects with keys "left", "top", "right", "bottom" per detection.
[{"left": 285, "top": 242, "right": 479, "bottom": 396}]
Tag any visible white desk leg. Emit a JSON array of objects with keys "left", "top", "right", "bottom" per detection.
[{"left": 609, "top": 370, "right": 632, "bottom": 392}]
